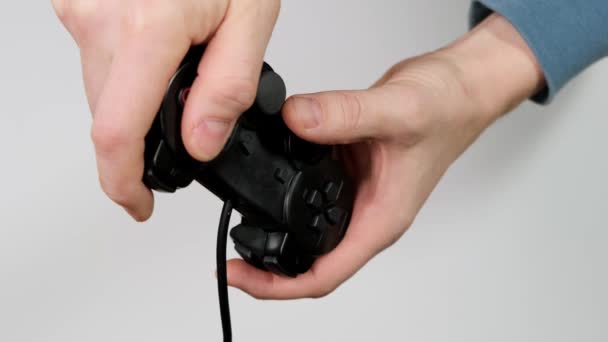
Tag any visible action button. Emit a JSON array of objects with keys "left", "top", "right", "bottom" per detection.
[
  {"left": 325, "top": 206, "right": 345, "bottom": 225},
  {"left": 323, "top": 181, "right": 343, "bottom": 203},
  {"left": 305, "top": 190, "right": 323, "bottom": 210}
]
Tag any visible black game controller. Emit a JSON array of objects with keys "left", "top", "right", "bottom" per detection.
[{"left": 143, "top": 46, "right": 355, "bottom": 279}]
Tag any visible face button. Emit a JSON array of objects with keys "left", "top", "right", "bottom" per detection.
[{"left": 325, "top": 206, "right": 345, "bottom": 225}]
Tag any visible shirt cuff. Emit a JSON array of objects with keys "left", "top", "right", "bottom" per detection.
[{"left": 469, "top": 1, "right": 608, "bottom": 105}]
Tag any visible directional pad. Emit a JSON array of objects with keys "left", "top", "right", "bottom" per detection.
[
  {"left": 309, "top": 214, "right": 322, "bottom": 230},
  {"left": 305, "top": 190, "right": 323, "bottom": 210},
  {"left": 323, "top": 181, "right": 343, "bottom": 203}
]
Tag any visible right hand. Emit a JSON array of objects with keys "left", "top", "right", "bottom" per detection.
[{"left": 51, "top": 0, "right": 281, "bottom": 221}]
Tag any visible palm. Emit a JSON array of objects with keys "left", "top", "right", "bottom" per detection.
[{"left": 226, "top": 139, "right": 437, "bottom": 299}]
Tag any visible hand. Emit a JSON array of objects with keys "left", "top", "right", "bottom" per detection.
[
  {"left": 51, "top": 0, "right": 281, "bottom": 221},
  {"left": 226, "top": 14, "right": 545, "bottom": 299}
]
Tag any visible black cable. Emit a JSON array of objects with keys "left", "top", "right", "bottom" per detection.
[{"left": 217, "top": 200, "right": 233, "bottom": 342}]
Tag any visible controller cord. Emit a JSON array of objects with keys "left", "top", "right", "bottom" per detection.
[{"left": 217, "top": 200, "right": 233, "bottom": 342}]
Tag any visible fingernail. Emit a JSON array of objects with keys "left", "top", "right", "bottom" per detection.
[
  {"left": 193, "top": 119, "right": 231, "bottom": 159},
  {"left": 292, "top": 97, "right": 322, "bottom": 129}
]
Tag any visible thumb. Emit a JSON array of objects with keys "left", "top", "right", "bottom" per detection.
[
  {"left": 181, "top": 0, "right": 279, "bottom": 161},
  {"left": 282, "top": 87, "right": 404, "bottom": 144}
]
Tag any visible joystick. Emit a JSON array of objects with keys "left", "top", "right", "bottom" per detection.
[{"left": 143, "top": 46, "right": 355, "bottom": 341}]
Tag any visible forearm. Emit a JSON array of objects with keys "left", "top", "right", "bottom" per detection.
[
  {"left": 471, "top": 0, "right": 608, "bottom": 104},
  {"left": 437, "top": 13, "right": 545, "bottom": 124}
]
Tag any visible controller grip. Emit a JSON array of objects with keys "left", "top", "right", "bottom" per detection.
[{"left": 143, "top": 46, "right": 354, "bottom": 277}]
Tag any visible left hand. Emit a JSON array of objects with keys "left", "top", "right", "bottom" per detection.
[
  {"left": 51, "top": 0, "right": 281, "bottom": 221},
  {"left": 225, "top": 13, "right": 545, "bottom": 299}
]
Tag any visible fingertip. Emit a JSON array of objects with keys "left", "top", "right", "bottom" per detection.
[
  {"left": 182, "top": 115, "right": 233, "bottom": 162},
  {"left": 226, "top": 259, "right": 265, "bottom": 287},
  {"left": 226, "top": 259, "right": 282, "bottom": 299},
  {"left": 286, "top": 89, "right": 385, "bottom": 145},
  {"left": 124, "top": 210, "right": 150, "bottom": 223},
  {"left": 225, "top": 259, "right": 245, "bottom": 288},
  {"left": 180, "top": 5, "right": 277, "bottom": 161},
  {"left": 124, "top": 187, "right": 154, "bottom": 222},
  {"left": 282, "top": 95, "right": 327, "bottom": 144}
]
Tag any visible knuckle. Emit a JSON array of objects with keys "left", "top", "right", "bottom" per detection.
[
  {"left": 208, "top": 76, "right": 258, "bottom": 114},
  {"left": 90, "top": 122, "right": 131, "bottom": 157},
  {"left": 385, "top": 225, "right": 408, "bottom": 248},
  {"left": 235, "top": 0, "right": 281, "bottom": 19},
  {"left": 123, "top": 0, "right": 182, "bottom": 37},
  {"left": 308, "top": 283, "right": 337, "bottom": 299},
  {"left": 90, "top": 123, "right": 139, "bottom": 208},
  {"left": 402, "top": 215, "right": 415, "bottom": 232},
  {"left": 393, "top": 87, "right": 430, "bottom": 140},
  {"left": 51, "top": 0, "right": 69, "bottom": 20},
  {"left": 263, "top": 0, "right": 282, "bottom": 19},
  {"left": 98, "top": 175, "right": 135, "bottom": 208},
  {"left": 377, "top": 214, "right": 414, "bottom": 250},
  {"left": 335, "top": 91, "right": 364, "bottom": 134},
  {"left": 52, "top": 0, "right": 100, "bottom": 37},
  {"left": 248, "top": 291, "right": 268, "bottom": 301}
]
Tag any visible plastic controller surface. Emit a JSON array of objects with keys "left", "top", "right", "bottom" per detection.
[{"left": 143, "top": 46, "right": 355, "bottom": 277}]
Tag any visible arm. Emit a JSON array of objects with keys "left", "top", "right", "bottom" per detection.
[
  {"left": 52, "top": 0, "right": 281, "bottom": 221},
  {"left": 226, "top": 13, "right": 546, "bottom": 298},
  {"left": 227, "top": 4, "right": 608, "bottom": 298},
  {"left": 471, "top": 0, "right": 608, "bottom": 103}
]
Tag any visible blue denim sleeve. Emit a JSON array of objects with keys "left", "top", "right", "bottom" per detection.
[{"left": 470, "top": 1, "right": 608, "bottom": 104}]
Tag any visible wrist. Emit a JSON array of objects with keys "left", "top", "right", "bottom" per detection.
[{"left": 436, "top": 13, "right": 545, "bottom": 123}]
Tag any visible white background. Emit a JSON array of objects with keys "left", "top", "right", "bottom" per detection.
[{"left": 1, "top": 1, "right": 606, "bottom": 341}]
